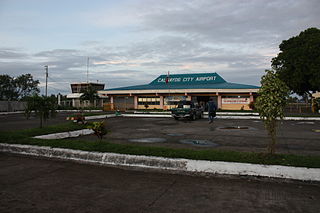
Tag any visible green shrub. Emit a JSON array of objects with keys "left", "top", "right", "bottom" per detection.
[{"left": 88, "top": 121, "right": 107, "bottom": 140}]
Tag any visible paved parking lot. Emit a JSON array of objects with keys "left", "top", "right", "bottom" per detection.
[
  {"left": 97, "top": 117, "right": 320, "bottom": 156},
  {"left": 1, "top": 113, "right": 320, "bottom": 155},
  {"left": 1, "top": 153, "right": 319, "bottom": 213}
]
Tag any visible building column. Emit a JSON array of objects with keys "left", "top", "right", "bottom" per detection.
[
  {"left": 57, "top": 94, "right": 61, "bottom": 106},
  {"left": 217, "top": 95, "right": 222, "bottom": 109},
  {"left": 249, "top": 92, "right": 254, "bottom": 103},
  {"left": 134, "top": 96, "right": 138, "bottom": 109},
  {"left": 110, "top": 96, "right": 114, "bottom": 110},
  {"left": 72, "top": 99, "right": 75, "bottom": 107},
  {"left": 160, "top": 96, "right": 164, "bottom": 109}
]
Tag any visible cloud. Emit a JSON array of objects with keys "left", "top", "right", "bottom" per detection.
[
  {"left": 91, "top": 70, "right": 158, "bottom": 88},
  {"left": 0, "top": 34, "right": 270, "bottom": 94},
  {"left": 1, "top": 0, "right": 319, "bottom": 94},
  {"left": 84, "top": 6, "right": 141, "bottom": 28},
  {"left": 34, "top": 49, "right": 81, "bottom": 57},
  {"left": 0, "top": 48, "right": 29, "bottom": 59},
  {"left": 139, "top": 0, "right": 320, "bottom": 45}
]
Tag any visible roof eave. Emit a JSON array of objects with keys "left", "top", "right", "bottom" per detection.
[{"left": 98, "top": 88, "right": 259, "bottom": 95}]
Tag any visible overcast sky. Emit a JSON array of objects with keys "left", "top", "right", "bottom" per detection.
[{"left": 0, "top": 0, "right": 319, "bottom": 95}]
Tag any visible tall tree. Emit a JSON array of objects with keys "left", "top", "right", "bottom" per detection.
[
  {"left": 15, "top": 74, "right": 40, "bottom": 100},
  {"left": 255, "top": 69, "right": 290, "bottom": 154},
  {"left": 271, "top": 28, "right": 320, "bottom": 98},
  {"left": 25, "top": 95, "right": 57, "bottom": 128},
  {"left": 0, "top": 75, "right": 17, "bottom": 100},
  {"left": 0, "top": 73, "right": 39, "bottom": 101}
]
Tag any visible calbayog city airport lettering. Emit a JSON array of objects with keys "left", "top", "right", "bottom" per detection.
[{"left": 157, "top": 76, "right": 217, "bottom": 83}]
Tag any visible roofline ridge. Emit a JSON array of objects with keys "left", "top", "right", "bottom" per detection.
[
  {"left": 227, "top": 81, "right": 260, "bottom": 87},
  {"left": 157, "top": 72, "right": 218, "bottom": 76}
]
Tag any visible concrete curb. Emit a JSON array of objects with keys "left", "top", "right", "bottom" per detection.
[
  {"left": 131, "top": 111, "right": 260, "bottom": 115},
  {"left": 0, "top": 110, "right": 103, "bottom": 115},
  {"left": 115, "top": 114, "right": 320, "bottom": 121},
  {"left": 2, "top": 111, "right": 319, "bottom": 121},
  {"left": 282, "top": 117, "right": 320, "bottom": 121},
  {"left": 84, "top": 114, "right": 116, "bottom": 120},
  {"left": 33, "top": 129, "right": 94, "bottom": 140},
  {"left": 83, "top": 113, "right": 320, "bottom": 121},
  {"left": 0, "top": 111, "right": 25, "bottom": 115},
  {"left": 1, "top": 143, "right": 319, "bottom": 182},
  {"left": 122, "top": 114, "right": 172, "bottom": 118}
]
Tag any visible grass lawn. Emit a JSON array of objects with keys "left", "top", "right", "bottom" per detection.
[{"left": 1, "top": 122, "right": 320, "bottom": 168}]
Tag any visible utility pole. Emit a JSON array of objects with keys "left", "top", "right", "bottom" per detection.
[{"left": 44, "top": 65, "right": 48, "bottom": 96}]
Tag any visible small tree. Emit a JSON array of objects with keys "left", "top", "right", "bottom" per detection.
[
  {"left": 25, "top": 95, "right": 57, "bottom": 128},
  {"left": 88, "top": 121, "right": 107, "bottom": 141},
  {"left": 255, "top": 69, "right": 290, "bottom": 154}
]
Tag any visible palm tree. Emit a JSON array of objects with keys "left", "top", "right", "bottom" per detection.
[{"left": 80, "top": 85, "right": 99, "bottom": 107}]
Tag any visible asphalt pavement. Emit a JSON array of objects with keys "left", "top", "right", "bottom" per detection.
[{"left": 1, "top": 153, "right": 319, "bottom": 213}]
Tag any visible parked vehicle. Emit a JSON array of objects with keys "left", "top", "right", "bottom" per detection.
[{"left": 171, "top": 101, "right": 203, "bottom": 120}]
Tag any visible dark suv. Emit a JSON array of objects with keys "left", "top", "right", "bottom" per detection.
[{"left": 171, "top": 101, "right": 203, "bottom": 120}]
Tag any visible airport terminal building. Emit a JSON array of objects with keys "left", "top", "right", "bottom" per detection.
[{"left": 98, "top": 73, "right": 260, "bottom": 110}]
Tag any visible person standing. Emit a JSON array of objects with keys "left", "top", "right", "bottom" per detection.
[{"left": 207, "top": 98, "right": 217, "bottom": 123}]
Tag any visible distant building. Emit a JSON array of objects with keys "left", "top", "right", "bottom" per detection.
[
  {"left": 98, "top": 73, "right": 260, "bottom": 110},
  {"left": 67, "top": 82, "right": 105, "bottom": 108}
]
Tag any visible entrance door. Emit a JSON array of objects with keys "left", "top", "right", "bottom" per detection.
[{"left": 196, "top": 96, "right": 217, "bottom": 111}]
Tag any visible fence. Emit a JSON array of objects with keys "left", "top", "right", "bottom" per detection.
[
  {"left": 0, "top": 101, "right": 26, "bottom": 112},
  {"left": 285, "top": 103, "right": 312, "bottom": 113}
]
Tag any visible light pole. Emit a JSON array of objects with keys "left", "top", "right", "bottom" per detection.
[{"left": 44, "top": 65, "right": 48, "bottom": 97}]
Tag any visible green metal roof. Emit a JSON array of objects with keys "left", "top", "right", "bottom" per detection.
[{"left": 105, "top": 73, "right": 260, "bottom": 91}]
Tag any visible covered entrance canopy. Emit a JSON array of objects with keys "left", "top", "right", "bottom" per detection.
[{"left": 98, "top": 73, "right": 260, "bottom": 110}]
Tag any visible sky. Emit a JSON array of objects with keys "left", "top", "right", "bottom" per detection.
[{"left": 0, "top": 0, "right": 319, "bottom": 95}]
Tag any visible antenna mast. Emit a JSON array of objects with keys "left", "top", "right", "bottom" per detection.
[{"left": 86, "top": 57, "right": 89, "bottom": 83}]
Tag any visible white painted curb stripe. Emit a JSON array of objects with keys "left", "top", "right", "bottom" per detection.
[
  {"left": 1, "top": 144, "right": 319, "bottom": 181},
  {"left": 33, "top": 129, "right": 94, "bottom": 139},
  {"left": 115, "top": 114, "right": 320, "bottom": 121},
  {"left": 122, "top": 114, "right": 172, "bottom": 118},
  {"left": 186, "top": 160, "right": 320, "bottom": 181},
  {"left": 215, "top": 115, "right": 261, "bottom": 120},
  {"left": 0, "top": 111, "right": 24, "bottom": 115},
  {"left": 1, "top": 111, "right": 319, "bottom": 121},
  {"left": 0, "top": 110, "right": 103, "bottom": 115},
  {"left": 131, "top": 112, "right": 260, "bottom": 115},
  {"left": 84, "top": 114, "right": 116, "bottom": 120},
  {"left": 56, "top": 110, "right": 103, "bottom": 113},
  {"left": 212, "top": 112, "right": 259, "bottom": 115},
  {"left": 133, "top": 111, "right": 171, "bottom": 114},
  {"left": 282, "top": 117, "right": 320, "bottom": 121}
]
